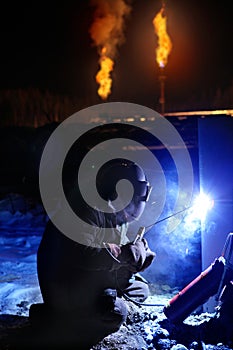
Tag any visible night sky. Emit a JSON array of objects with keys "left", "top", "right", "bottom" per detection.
[{"left": 1, "top": 0, "right": 233, "bottom": 110}]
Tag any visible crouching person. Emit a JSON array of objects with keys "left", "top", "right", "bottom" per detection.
[{"left": 30, "top": 159, "right": 156, "bottom": 349}]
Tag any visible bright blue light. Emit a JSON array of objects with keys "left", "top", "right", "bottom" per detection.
[
  {"left": 188, "top": 193, "right": 214, "bottom": 222},
  {"left": 182, "top": 193, "right": 214, "bottom": 232}
]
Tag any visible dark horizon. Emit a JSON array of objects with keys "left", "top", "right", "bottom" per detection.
[{"left": 1, "top": 0, "right": 233, "bottom": 116}]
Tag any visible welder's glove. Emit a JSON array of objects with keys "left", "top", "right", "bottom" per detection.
[
  {"left": 107, "top": 243, "right": 122, "bottom": 258},
  {"left": 140, "top": 238, "right": 156, "bottom": 271},
  {"left": 119, "top": 239, "right": 156, "bottom": 273}
]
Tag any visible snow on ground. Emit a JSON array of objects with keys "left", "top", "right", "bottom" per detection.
[{"left": 0, "top": 194, "right": 46, "bottom": 316}]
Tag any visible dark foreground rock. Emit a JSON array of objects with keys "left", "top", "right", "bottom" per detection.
[{"left": 1, "top": 298, "right": 233, "bottom": 350}]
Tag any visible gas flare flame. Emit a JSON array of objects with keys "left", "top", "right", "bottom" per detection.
[
  {"left": 96, "top": 47, "right": 114, "bottom": 100},
  {"left": 153, "top": 4, "right": 172, "bottom": 68},
  {"left": 89, "top": 0, "right": 131, "bottom": 100}
]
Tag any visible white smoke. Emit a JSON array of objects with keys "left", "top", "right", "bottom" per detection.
[{"left": 89, "top": 0, "right": 131, "bottom": 58}]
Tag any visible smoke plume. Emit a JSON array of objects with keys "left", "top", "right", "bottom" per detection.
[
  {"left": 89, "top": 0, "right": 131, "bottom": 58},
  {"left": 89, "top": 0, "right": 131, "bottom": 99}
]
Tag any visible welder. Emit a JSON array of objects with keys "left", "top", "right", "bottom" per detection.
[{"left": 30, "top": 158, "right": 156, "bottom": 348}]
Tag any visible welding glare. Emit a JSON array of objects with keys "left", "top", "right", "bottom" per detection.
[
  {"left": 188, "top": 193, "right": 214, "bottom": 222},
  {"left": 145, "top": 192, "right": 214, "bottom": 231},
  {"left": 178, "top": 192, "right": 214, "bottom": 233}
]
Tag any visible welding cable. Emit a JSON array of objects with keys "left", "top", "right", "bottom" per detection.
[
  {"left": 114, "top": 270, "right": 165, "bottom": 307},
  {"left": 216, "top": 232, "right": 233, "bottom": 301}
]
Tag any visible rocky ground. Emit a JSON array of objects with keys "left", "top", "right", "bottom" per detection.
[
  {"left": 91, "top": 299, "right": 233, "bottom": 350},
  {"left": 1, "top": 293, "right": 233, "bottom": 350}
]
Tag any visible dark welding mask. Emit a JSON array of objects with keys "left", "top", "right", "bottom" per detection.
[
  {"left": 96, "top": 158, "right": 152, "bottom": 203},
  {"left": 137, "top": 181, "right": 152, "bottom": 202}
]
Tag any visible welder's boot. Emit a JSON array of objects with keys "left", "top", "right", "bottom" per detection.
[
  {"left": 122, "top": 274, "right": 150, "bottom": 303},
  {"left": 99, "top": 288, "right": 128, "bottom": 331},
  {"left": 30, "top": 303, "right": 95, "bottom": 348},
  {"left": 29, "top": 303, "right": 49, "bottom": 327}
]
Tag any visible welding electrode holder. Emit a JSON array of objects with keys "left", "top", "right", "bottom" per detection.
[
  {"left": 163, "top": 232, "right": 233, "bottom": 324},
  {"left": 133, "top": 226, "right": 146, "bottom": 244}
]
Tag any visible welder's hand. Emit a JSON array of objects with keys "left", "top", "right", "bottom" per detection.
[
  {"left": 107, "top": 243, "right": 121, "bottom": 258},
  {"left": 119, "top": 239, "right": 156, "bottom": 273},
  {"left": 140, "top": 238, "right": 156, "bottom": 271}
]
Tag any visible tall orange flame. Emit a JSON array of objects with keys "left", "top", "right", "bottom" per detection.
[
  {"left": 89, "top": 0, "right": 131, "bottom": 100},
  {"left": 153, "top": 4, "right": 172, "bottom": 68},
  {"left": 96, "top": 47, "right": 114, "bottom": 100}
]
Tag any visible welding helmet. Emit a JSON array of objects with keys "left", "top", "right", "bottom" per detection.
[{"left": 96, "top": 158, "right": 152, "bottom": 223}]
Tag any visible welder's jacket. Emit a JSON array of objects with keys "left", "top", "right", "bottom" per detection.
[{"left": 37, "top": 205, "right": 154, "bottom": 316}]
